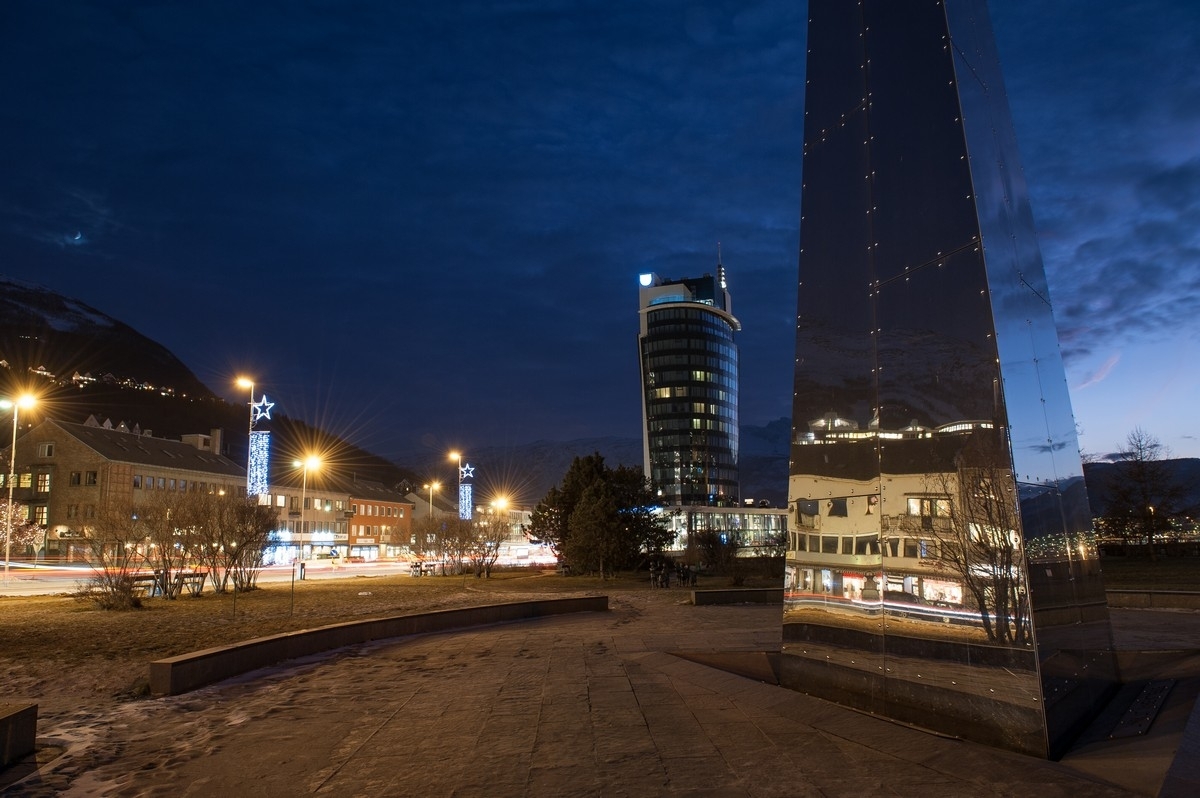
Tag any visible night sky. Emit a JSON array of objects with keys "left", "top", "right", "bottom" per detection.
[{"left": 2, "top": 1, "right": 1197, "bottom": 463}]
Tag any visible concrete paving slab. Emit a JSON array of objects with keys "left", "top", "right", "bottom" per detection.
[{"left": 9, "top": 596, "right": 1200, "bottom": 795}]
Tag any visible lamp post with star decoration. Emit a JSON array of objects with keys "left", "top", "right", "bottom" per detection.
[
  {"left": 236, "top": 376, "right": 274, "bottom": 500},
  {"left": 450, "top": 451, "right": 475, "bottom": 521}
]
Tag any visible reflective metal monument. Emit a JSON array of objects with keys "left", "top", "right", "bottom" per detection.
[{"left": 783, "top": 0, "right": 1118, "bottom": 758}]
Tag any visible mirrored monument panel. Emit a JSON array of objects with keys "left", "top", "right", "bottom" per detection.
[{"left": 784, "top": 0, "right": 1117, "bottom": 759}]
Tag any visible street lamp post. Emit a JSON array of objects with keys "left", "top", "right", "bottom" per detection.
[
  {"left": 294, "top": 456, "right": 321, "bottom": 562},
  {"left": 235, "top": 377, "right": 255, "bottom": 495},
  {"left": 449, "top": 451, "right": 462, "bottom": 517},
  {"left": 288, "top": 455, "right": 320, "bottom": 613},
  {"left": 424, "top": 481, "right": 440, "bottom": 522},
  {"left": 422, "top": 481, "right": 439, "bottom": 573},
  {"left": 3, "top": 394, "right": 37, "bottom": 584}
]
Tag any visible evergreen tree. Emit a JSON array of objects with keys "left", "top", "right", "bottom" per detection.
[
  {"left": 527, "top": 453, "right": 607, "bottom": 556},
  {"left": 565, "top": 480, "right": 622, "bottom": 577},
  {"left": 528, "top": 454, "right": 670, "bottom": 573},
  {"left": 609, "top": 464, "right": 674, "bottom": 556}
]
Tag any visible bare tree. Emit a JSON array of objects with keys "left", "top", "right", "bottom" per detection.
[
  {"left": 0, "top": 500, "right": 43, "bottom": 555},
  {"left": 440, "top": 517, "right": 475, "bottom": 575},
  {"left": 905, "top": 437, "right": 1031, "bottom": 645},
  {"left": 139, "top": 490, "right": 201, "bottom": 598},
  {"left": 467, "top": 512, "right": 509, "bottom": 577},
  {"left": 408, "top": 515, "right": 441, "bottom": 560},
  {"left": 192, "top": 494, "right": 278, "bottom": 593},
  {"left": 78, "top": 499, "right": 148, "bottom": 610},
  {"left": 1102, "top": 428, "right": 1189, "bottom": 557},
  {"left": 224, "top": 499, "right": 279, "bottom": 592}
]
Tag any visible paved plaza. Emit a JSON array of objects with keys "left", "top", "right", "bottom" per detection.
[{"left": 9, "top": 593, "right": 1200, "bottom": 796}]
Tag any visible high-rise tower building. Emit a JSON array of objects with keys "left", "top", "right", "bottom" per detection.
[
  {"left": 783, "top": 0, "right": 1118, "bottom": 758},
  {"left": 638, "top": 263, "right": 740, "bottom": 507}
]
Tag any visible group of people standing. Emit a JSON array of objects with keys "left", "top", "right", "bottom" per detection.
[{"left": 649, "top": 559, "right": 698, "bottom": 589}]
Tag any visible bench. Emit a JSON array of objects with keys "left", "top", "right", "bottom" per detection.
[
  {"left": 166, "top": 572, "right": 207, "bottom": 598},
  {"left": 129, "top": 571, "right": 207, "bottom": 598},
  {"left": 409, "top": 561, "right": 443, "bottom": 576},
  {"left": 129, "top": 572, "right": 163, "bottom": 597}
]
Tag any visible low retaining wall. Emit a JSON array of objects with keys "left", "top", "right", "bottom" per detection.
[
  {"left": 1105, "top": 590, "right": 1200, "bottom": 610},
  {"left": 150, "top": 596, "right": 608, "bottom": 696},
  {"left": 691, "top": 588, "right": 783, "bottom": 605},
  {"left": 0, "top": 703, "right": 37, "bottom": 770}
]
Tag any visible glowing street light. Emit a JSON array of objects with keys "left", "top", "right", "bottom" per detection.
[
  {"left": 492, "top": 495, "right": 510, "bottom": 520},
  {"left": 2, "top": 394, "right": 37, "bottom": 583},
  {"left": 491, "top": 497, "right": 509, "bottom": 525},
  {"left": 293, "top": 455, "right": 321, "bottom": 561}
]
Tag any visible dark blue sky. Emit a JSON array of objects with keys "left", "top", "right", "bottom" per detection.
[{"left": 2, "top": 1, "right": 1197, "bottom": 462}]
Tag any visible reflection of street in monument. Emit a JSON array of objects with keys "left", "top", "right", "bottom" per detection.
[{"left": 783, "top": 600, "right": 992, "bottom": 643}]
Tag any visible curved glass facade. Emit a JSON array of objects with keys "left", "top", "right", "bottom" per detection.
[{"left": 639, "top": 270, "right": 740, "bottom": 506}]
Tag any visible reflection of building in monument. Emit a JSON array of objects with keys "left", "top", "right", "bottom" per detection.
[
  {"left": 637, "top": 263, "right": 740, "bottom": 507},
  {"left": 786, "top": 419, "right": 1017, "bottom": 633}
]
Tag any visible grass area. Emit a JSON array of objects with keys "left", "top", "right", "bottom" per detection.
[
  {"left": 1098, "top": 555, "right": 1200, "bottom": 591},
  {"left": 0, "top": 571, "right": 621, "bottom": 663}
]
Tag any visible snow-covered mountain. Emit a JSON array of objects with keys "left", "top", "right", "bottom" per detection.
[{"left": 0, "top": 275, "right": 213, "bottom": 399}]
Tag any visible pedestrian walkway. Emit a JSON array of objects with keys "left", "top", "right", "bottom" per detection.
[{"left": 14, "top": 593, "right": 1200, "bottom": 796}]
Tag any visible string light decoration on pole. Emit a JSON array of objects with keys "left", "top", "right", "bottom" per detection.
[
  {"left": 236, "top": 376, "right": 273, "bottom": 500},
  {"left": 449, "top": 450, "right": 474, "bottom": 521},
  {"left": 2, "top": 394, "right": 37, "bottom": 584}
]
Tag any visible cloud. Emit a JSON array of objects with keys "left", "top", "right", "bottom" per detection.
[
  {"left": 1073, "top": 353, "right": 1120, "bottom": 391},
  {"left": 993, "top": 1, "right": 1200, "bottom": 373}
]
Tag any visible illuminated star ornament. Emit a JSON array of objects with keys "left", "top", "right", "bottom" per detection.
[
  {"left": 459, "top": 463, "right": 474, "bottom": 481},
  {"left": 252, "top": 395, "right": 274, "bottom": 423}
]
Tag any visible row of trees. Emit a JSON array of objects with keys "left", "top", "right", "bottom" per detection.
[
  {"left": 83, "top": 490, "right": 278, "bottom": 608},
  {"left": 406, "top": 511, "right": 511, "bottom": 577},
  {"left": 526, "top": 453, "right": 672, "bottom": 577}
]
